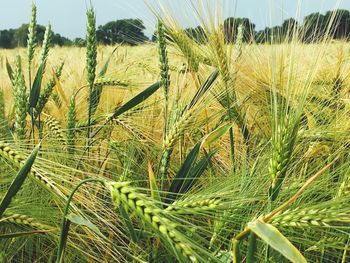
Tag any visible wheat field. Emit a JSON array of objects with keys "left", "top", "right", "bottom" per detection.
[{"left": 1, "top": 3, "right": 350, "bottom": 263}]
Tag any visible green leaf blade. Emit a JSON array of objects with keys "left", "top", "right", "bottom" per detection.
[
  {"left": 111, "top": 81, "right": 161, "bottom": 119},
  {"left": 248, "top": 220, "right": 307, "bottom": 263},
  {"left": 29, "top": 64, "right": 44, "bottom": 108},
  {"left": 0, "top": 144, "right": 40, "bottom": 217},
  {"left": 65, "top": 213, "right": 104, "bottom": 238}
]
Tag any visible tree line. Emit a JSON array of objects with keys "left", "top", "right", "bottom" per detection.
[{"left": 1, "top": 9, "right": 350, "bottom": 48}]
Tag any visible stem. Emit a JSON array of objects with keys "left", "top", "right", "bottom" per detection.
[
  {"left": 86, "top": 84, "right": 93, "bottom": 155},
  {"left": 229, "top": 127, "right": 235, "bottom": 175},
  {"left": 246, "top": 232, "right": 257, "bottom": 263},
  {"left": 56, "top": 178, "right": 105, "bottom": 263}
]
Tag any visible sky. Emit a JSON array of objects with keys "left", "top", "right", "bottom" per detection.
[{"left": 0, "top": 0, "right": 350, "bottom": 39}]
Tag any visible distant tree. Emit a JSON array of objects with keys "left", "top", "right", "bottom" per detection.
[
  {"left": 325, "top": 9, "right": 350, "bottom": 39},
  {"left": 73, "top": 38, "right": 86, "bottom": 47},
  {"left": 12, "top": 24, "right": 46, "bottom": 47},
  {"left": 0, "top": 29, "right": 15, "bottom": 48},
  {"left": 1, "top": 23, "right": 70, "bottom": 48},
  {"left": 96, "top": 19, "right": 148, "bottom": 45},
  {"left": 281, "top": 18, "right": 299, "bottom": 39},
  {"left": 255, "top": 26, "right": 283, "bottom": 43},
  {"left": 52, "top": 33, "right": 72, "bottom": 46},
  {"left": 224, "top": 17, "right": 255, "bottom": 43},
  {"left": 184, "top": 26, "right": 207, "bottom": 43},
  {"left": 301, "top": 12, "right": 327, "bottom": 42}
]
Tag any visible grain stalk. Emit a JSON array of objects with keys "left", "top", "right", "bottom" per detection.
[
  {"left": 1, "top": 213, "right": 52, "bottom": 230},
  {"left": 211, "top": 24, "right": 246, "bottom": 174},
  {"left": 158, "top": 107, "right": 196, "bottom": 187},
  {"left": 86, "top": 7, "right": 97, "bottom": 149},
  {"left": 30, "top": 23, "right": 52, "bottom": 139},
  {"left": 45, "top": 115, "right": 67, "bottom": 149},
  {"left": 268, "top": 115, "right": 298, "bottom": 201},
  {"left": 27, "top": 3, "right": 37, "bottom": 88},
  {"left": 0, "top": 89, "right": 10, "bottom": 139},
  {"left": 166, "top": 196, "right": 221, "bottom": 214},
  {"left": 12, "top": 56, "right": 27, "bottom": 142},
  {"left": 108, "top": 181, "right": 199, "bottom": 262},
  {"left": 94, "top": 77, "right": 129, "bottom": 88},
  {"left": 67, "top": 94, "right": 77, "bottom": 155},
  {"left": 157, "top": 19, "right": 170, "bottom": 140},
  {"left": 39, "top": 24, "right": 52, "bottom": 71},
  {"left": 0, "top": 140, "right": 68, "bottom": 201},
  {"left": 36, "top": 62, "right": 64, "bottom": 118}
]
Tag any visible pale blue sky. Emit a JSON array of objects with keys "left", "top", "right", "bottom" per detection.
[{"left": 0, "top": 0, "right": 349, "bottom": 39}]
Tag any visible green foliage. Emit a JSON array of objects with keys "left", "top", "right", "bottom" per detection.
[
  {"left": 0, "top": 144, "right": 39, "bottom": 217},
  {"left": 248, "top": 220, "right": 307, "bottom": 263},
  {"left": 96, "top": 19, "right": 148, "bottom": 45},
  {"left": 0, "top": 24, "right": 71, "bottom": 49},
  {"left": 2, "top": 4, "right": 350, "bottom": 263}
]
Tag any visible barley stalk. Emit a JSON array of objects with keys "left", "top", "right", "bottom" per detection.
[
  {"left": 35, "top": 62, "right": 64, "bottom": 117},
  {"left": 46, "top": 115, "right": 67, "bottom": 149},
  {"left": 163, "top": 108, "right": 196, "bottom": 151},
  {"left": 94, "top": 77, "right": 129, "bottom": 88},
  {"left": 12, "top": 56, "right": 27, "bottom": 141},
  {"left": 336, "top": 177, "right": 350, "bottom": 198},
  {"left": 66, "top": 95, "right": 77, "bottom": 155},
  {"left": 170, "top": 30, "right": 201, "bottom": 72},
  {"left": 0, "top": 89, "right": 8, "bottom": 138},
  {"left": 86, "top": 7, "right": 97, "bottom": 143},
  {"left": 272, "top": 204, "right": 350, "bottom": 227},
  {"left": 27, "top": 3, "right": 37, "bottom": 84},
  {"left": 268, "top": 115, "right": 298, "bottom": 201},
  {"left": 39, "top": 24, "right": 52, "bottom": 70},
  {"left": 166, "top": 196, "right": 221, "bottom": 214},
  {"left": 157, "top": 19, "right": 170, "bottom": 139},
  {"left": 108, "top": 181, "right": 199, "bottom": 262},
  {"left": 1, "top": 213, "right": 52, "bottom": 230},
  {"left": 158, "top": 108, "right": 195, "bottom": 185},
  {"left": 210, "top": 24, "right": 247, "bottom": 174},
  {"left": 0, "top": 140, "right": 66, "bottom": 200}
]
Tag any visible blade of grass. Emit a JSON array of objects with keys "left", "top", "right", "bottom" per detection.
[
  {"left": 0, "top": 143, "right": 40, "bottom": 217},
  {"left": 248, "top": 220, "right": 307, "bottom": 263}
]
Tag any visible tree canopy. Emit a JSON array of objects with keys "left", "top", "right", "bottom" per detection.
[
  {"left": 0, "top": 24, "right": 71, "bottom": 48},
  {"left": 2, "top": 9, "right": 350, "bottom": 49},
  {"left": 96, "top": 19, "right": 148, "bottom": 45}
]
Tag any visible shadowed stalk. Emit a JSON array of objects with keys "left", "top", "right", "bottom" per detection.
[{"left": 0, "top": 89, "right": 10, "bottom": 139}]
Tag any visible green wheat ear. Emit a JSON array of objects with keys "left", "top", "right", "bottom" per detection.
[
  {"left": 12, "top": 56, "right": 27, "bottom": 141},
  {"left": 157, "top": 19, "right": 170, "bottom": 139},
  {"left": 35, "top": 62, "right": 64, "bottom": 118},
  {"left": 86, "top": 7, "right": 97, "bottom": 142},
  {"left": 67, "top": 94, "right": 77, "bottom": 155},
  {"left": 157, "top": 20, "right": 170, "bottom": 97},
  {"left": 268, "top": 115, "right": 299, "bottom": 201},
  {"left": 39, "top": 24, "right": 52, "bottom": 70},
  {"left": 27, "top": 3, "right": 37, "bottom": 69}
]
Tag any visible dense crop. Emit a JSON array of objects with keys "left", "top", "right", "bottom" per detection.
[{"left": 1, "top": 3, "right": 350, "bottom": 263}]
